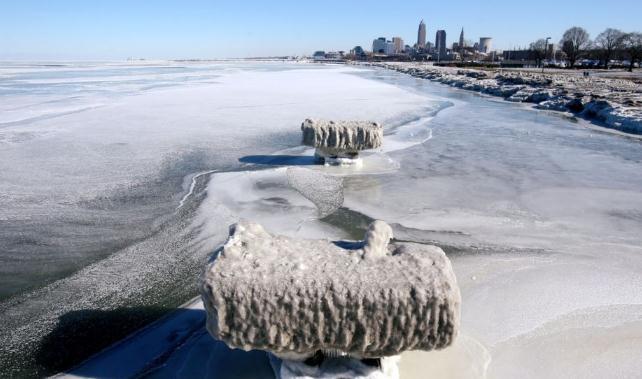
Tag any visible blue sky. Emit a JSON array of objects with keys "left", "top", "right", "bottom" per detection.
[{"left": 1, "top": 0, "right": 640, "bottom": 60}]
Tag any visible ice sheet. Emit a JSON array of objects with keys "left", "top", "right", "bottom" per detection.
[
  {"left": 3, "top": 62, "right": 642, "bottom": 378},
  {"left": 180, "top": 68, "right": 642, "bottom": 378},
  {"left": 338, "top": 73, "right": 642, "bottom": 378},
  {"left": 0, "top": 62, "right": 439, "bottom": 377}
]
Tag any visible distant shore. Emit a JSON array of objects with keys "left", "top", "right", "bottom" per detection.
[{"left": 357, "top": 62, "right": 642, "bottom": 136}]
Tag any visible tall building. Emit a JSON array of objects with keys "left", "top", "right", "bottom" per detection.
[
  {"left": 459, "top": 28, "right": 465, "bottom": 50},
  {"left": 373, "top": 37, "right": 396, "bottom": 55},
  {"left": 392, "top": 37, "right": 404, "bottom": 54},
  {"left": 372, "top": 37, "right": 387, "bottom": 54},
  {"left": 435, "top": 30, "right": 447, "bottom": 59},
  {"left": 417, "top": 20, "right": 426, "bottom": 49},
  {"left": 351, "top": 46, "right": 365, "bottom": 57},
  {"left": 384, "top": 41, "right": 396, "bottom": 55},
  {"left": 479, "top": 37, "right": 492, "bottom": 53}
]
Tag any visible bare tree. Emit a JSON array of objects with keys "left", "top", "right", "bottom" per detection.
[
  {"left": 529, "top": 39, "right": 548, "bottom": 66},
  {"left": 560, "top": 26, "right": 591, "bottom": 68},
  {"left": 595, "top": 28, "right": 624, "bottom": 68},
  {"left": 619, "top": 32, "right": 642, "bottom": 72}
]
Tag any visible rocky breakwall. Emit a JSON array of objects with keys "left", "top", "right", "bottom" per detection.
[
  {"left": 201, "top": 220, "right": 461, "bottom": 377},
  {"left": 368, "top": 62, "right": 642, "bottom": 135},
  {"left": 301, "top": 118, "right": 383, "bottom": 165}
]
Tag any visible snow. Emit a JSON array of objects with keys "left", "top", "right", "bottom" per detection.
[
  {"left": 2, "top": 61, "right": 642, "bottom": 379},
  {"left": 187, "top": 66, "right": 642, "bottom": 378},
  {"left": 201, "top": 220, "right": 460, "bottom": 359},
  {"left": 0, "top": 62, "right": 438, "bottom": 377}
]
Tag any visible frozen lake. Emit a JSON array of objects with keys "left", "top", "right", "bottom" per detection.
[{"left": 0, "top": 62, "right": 641, "bottom": 378}]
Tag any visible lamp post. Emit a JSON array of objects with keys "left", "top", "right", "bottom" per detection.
[{"left": 543, "top": 37, "right": 551, "bottom": 72}]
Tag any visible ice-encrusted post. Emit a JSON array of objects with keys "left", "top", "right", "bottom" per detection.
[
  {"left": 362, "top": 220, "right": 394, "bottom": 259},
  {"left": 201, "top": 220, "right": 461, "bottom": 378},
  {"left": 301, "top": 119, "right": 383, "bottom": 166}
]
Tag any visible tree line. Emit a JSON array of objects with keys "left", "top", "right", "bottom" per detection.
[{"left": 528, "top": 27, "right": 642, "bottom": 71}]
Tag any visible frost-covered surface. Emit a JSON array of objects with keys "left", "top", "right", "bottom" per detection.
[
  {"left": 179, "top": 66, "right": 642, "bottom": 379},
  {"left": 301, "top": 119, "right": 384, "bottom": 165},
  {"left": 4, "top": 61, "right": 642, "bottom": 379},
  {"left": 0, "top": 62, "right": 437, "bottom": 377},
  {"left": 366, "top": 62, "right": 642, "bottom": 134},
  {"left": 272, "top": 354, "right": 400, "bottom": 379},
  {"left": 301, "top": 119, "right": 383, "bottom": 151},
  {"left": 0, "top": 62, "right": 433, "bottom": 299},
  {"left": 201, "top": 220, "right": 460, "bottom": 360},
  {"left": 286, "top": 167, "right": 344, "bottom": 217}
]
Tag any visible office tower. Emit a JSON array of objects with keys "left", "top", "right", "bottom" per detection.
[
  {"left": 479, "top": 37, "right": 492, "bottom": 53},
  {"left": 392, "top": 37, "right": 404, "bottom": 54},
  {"left": 435, "top": 30, "right": 447, "bottom": 58},
  {"left": 372, "top": 37, "right": 387, "bottom": 54},
  {"left": 417, "top": 20, "right": 426, "bottom": 49}
]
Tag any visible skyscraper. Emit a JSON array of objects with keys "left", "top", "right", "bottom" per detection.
[
  {"left": 459, "top": 28, "right": 465, "bottom": 50},
  {"left": 392, "top": 37, "right": 404, "bottom": 54},
  {"left": 479, "top": 37, "right": 492, "bottom": 53},
  {"left": 372, "top": 37, "right": 387, "bottom": 54},
  {"left": 417, "top": 20, "right": 426, "bottom": 49},
  {"left": 435, "top": 30, "right": 447, "bottom": 59}
]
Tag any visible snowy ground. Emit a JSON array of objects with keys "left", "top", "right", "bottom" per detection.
[{"left": 1, "top": 62, "right": 641, "bottom": 378}]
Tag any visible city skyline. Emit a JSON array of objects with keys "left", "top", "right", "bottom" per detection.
[{"left": 1, "top": 0, "right": 641, "bottom": 60}]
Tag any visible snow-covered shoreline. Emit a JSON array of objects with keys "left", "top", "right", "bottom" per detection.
[{"left": 360, "top": 62, "right": 642, "bottom": 135}]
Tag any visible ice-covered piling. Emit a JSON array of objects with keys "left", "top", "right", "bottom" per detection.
[
  {"left": 201, "top": 220, "right": 461, "bottom": 361},
  {"left": 301, "top": 119, "right": 383, "bottom": 165}
]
